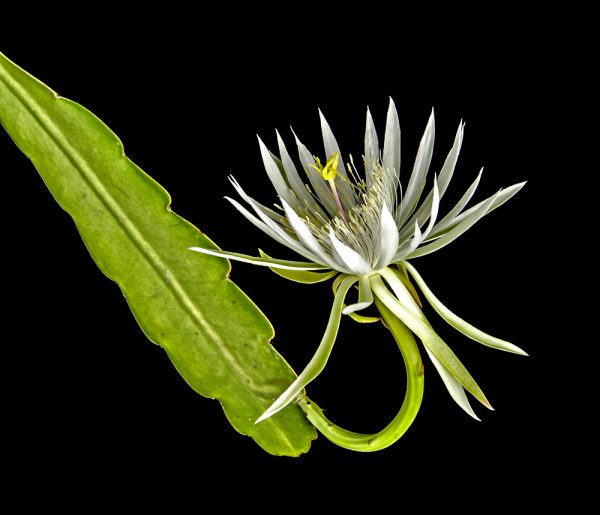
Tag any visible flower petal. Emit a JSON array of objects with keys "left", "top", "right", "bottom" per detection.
[
  {"left": 427, "top": 168, "right": 483, "bottom": 239},
  {"left": 396, "top": 109, "right": 435, "bottom": 227},
  {"left": 364, "top": 107, "right": 380, "bottom": 190},
  {"left": 420, "top": 175, "right": 440, "bottom": 240},
  {"left": 280, "top": 198, "right": 344, "bottom": 271},
  {"left": 383, "top": 97, "right": 401, "bottom": 191},
  {"left": 329, "top": 230, "right": 372, "bottom": 275},
  {"left": 225, "top": 196, "right": 296, "bottom": 250},
  {"left": 429, "top": 181, "right": 527, "bottom": 240},
  {"left": 410, "top": 221, "right": 423, "bottom": 251},
  {"left": 423, "top": 347, "right": 480, "bottom": 420},
  {"left": 393, "top": 220, "right": 423, "bottom": 261},
  {"left": 404, "top": 262, "right": 528, "bottom": 355},
  {"left": 257, "top": 136, "right": 294, "bottom": 207},
  {"left": 188, "top": 247, "right": 328, "bottom": 270},
  {"left": 255, "top": 275, "right": 358, "bottom": 423},
  {"left": 398, "top": 122, "right": 463, "bottom": 241},
  {"left": 376, "top": 202, "right": 400, "bottom": 269},
  {"left": 408, "top": 191, "right": 500, "bottom": 258},
  {"left": 226, "top": 188, "right": 324, "bottom": 264},
  {"left": 370, "top": 275, "right": 493, "bottom": 412},
  {"left": 276, "top": 130, "right": 326, "bottom": 219}
]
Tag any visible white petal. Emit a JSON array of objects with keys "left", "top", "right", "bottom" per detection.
[
  {"left": 430, "top": 181, "right": 526, "bottom": 239},
  {"left": 427, "top": 168, "right": 483, "bottom": 239},
  {"left": 370, "top": 275, "right": 492, "bottom": 412},
  {"left": 255, "top": 275, "right": 358, "bottom": 423},
  {"left": 228, "top": 177, "right": 325, "bottom": 263},
  {"left": 276, "top": 130, "right": 325, "bottom": 217},
  {"left": 280, "top": 198, "right": 343, "bottom": 272},
  {"left": 410, "top": 221, "right": 423, "bottom": 251},
  {"left": 398, "top": 122, "right": 464, "bottom": 241},
  {"left": 329, "top": 230, "right": 372, "bottom": 275},
  {"left": 383, "top": 97, "right": 401, "bottom": 188},
  {"left": 225, "top": 196, "right": 321, "bottom": 263},
  {"left": 404, "top": 262, "right": 528, "bottom": 355},
  {"left": 376, "top": 203, "right": 400, "bottom": 269},
  {"left": 257, "top": 136, "right": 293, "bottom": 205},
  {"left": 188, "top": 247, "right": 328, "bottom": 270},
  {"left": 420, "top": 175, "right": 440, "bottom": 240},
  {"left": 408, "top": 191, "right": 500, "bottom": 258},
  {"left": 364, "top": 107, "right": 379, "bottom": 190},
  {"left": 423, "top": 347, "right": 480, "bottom": 420},
  {"left": 396, "top": 109, "right": 435, "bottom": 227},
  {"left": 394, "top": 220, "right": 424, "bottom": 261}
]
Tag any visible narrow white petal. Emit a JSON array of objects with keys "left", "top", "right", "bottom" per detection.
[
  {"left": 423, "top": 347, "right": 480, "bottom": 420},
  {"left": 421, "top": 175, "right": 440, "bottom": 240},
  {"left": 397, "top": 109, "right": 435, "bottom": 227},
  {"left": 228, "top": 177, "right": 326, "bottom": 263},
  {"left": 383, "top": 97, "right": 401, "bottom": 187},
  {"left": 229, "top": 178, "right": 292, "bottom": 241},
  {"left": 437, "top": 121, "right": 464, "bottom": 196},
  {"left": 410, "top": 221, "right": 423, "bottom": 251},
  {"left": 371, "top": 275, "right": 492, "bottom": 411},
  {"left": 226, "top": 196, "right": 321, "bottom": 263},
  {"left": 404, "top": 262, "right": 528, "bottom": 355},
  {"left": 276, "top": 130, "right": 325, "bottom": 217},
  {"left": 280, "top": 198, "right": 343, "bottom": 271},
  {"left": 394, "top": 218, "right": 426, "bottom": 261},
  {"left": 257, "top": 136, "right": 293, "bottom": 205},
  {"left": 408, "top": 191, "right": 500, "bottom": 258},
  {"left": 376, "top": 203, "right": 400, "bottom": 269},
  {"left": 364, "top": 107, "right": 380, "bottom": 190},
  {"left": 430, "top": 181, "right": 526, "bottom": 239},
  {"left": 427, "top": 168, "right": 483, "bottom": 239},
  {"left": 398, "top": 122, "right": 464, "bottom": 241},
  {"left": 329, "top": 230, "right": 372, "bottom": 275},
  {"left": 188, "top": 247, "right": 328, "bottom": 270},
  {"left": 255, "top": 275, "right": 358, "bottom": 423}
]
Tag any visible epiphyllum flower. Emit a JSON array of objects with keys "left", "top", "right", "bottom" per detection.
[{"left": 191, "top": 98, "right": 526, "bottom": 436}]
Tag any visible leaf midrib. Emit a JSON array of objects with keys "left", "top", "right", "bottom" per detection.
[{"left": 0, "top": 64, "right": 262, "bottom": 394}]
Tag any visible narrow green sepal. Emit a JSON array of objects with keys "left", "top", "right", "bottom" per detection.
[{"left": 258, "top": 249, "right": 337, "bottom": 283}]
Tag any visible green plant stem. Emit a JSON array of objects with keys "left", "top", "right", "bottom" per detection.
[{"left": 298, "top": 289, "right": 424, "bottom": 452}]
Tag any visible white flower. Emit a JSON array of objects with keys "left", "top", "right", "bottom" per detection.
[{"left": 190, "top": 98, "right": 526, "bottom": 426}]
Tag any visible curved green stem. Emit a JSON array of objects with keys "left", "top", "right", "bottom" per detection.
[{"left": 298, "top": 291, "right": 424, "bottom": 452}]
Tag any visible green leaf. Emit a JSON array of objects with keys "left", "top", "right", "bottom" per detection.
[{"left": 0, "top": 51, "right": 316, "bottom": 456}]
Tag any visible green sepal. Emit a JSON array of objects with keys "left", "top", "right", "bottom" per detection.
[{"left": 258, "top": 249, "right": 337, "bottom": 283}]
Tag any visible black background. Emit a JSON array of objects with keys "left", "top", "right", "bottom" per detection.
[{"left": 0, "top": 16, "right": 581, "bottom": 506}]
